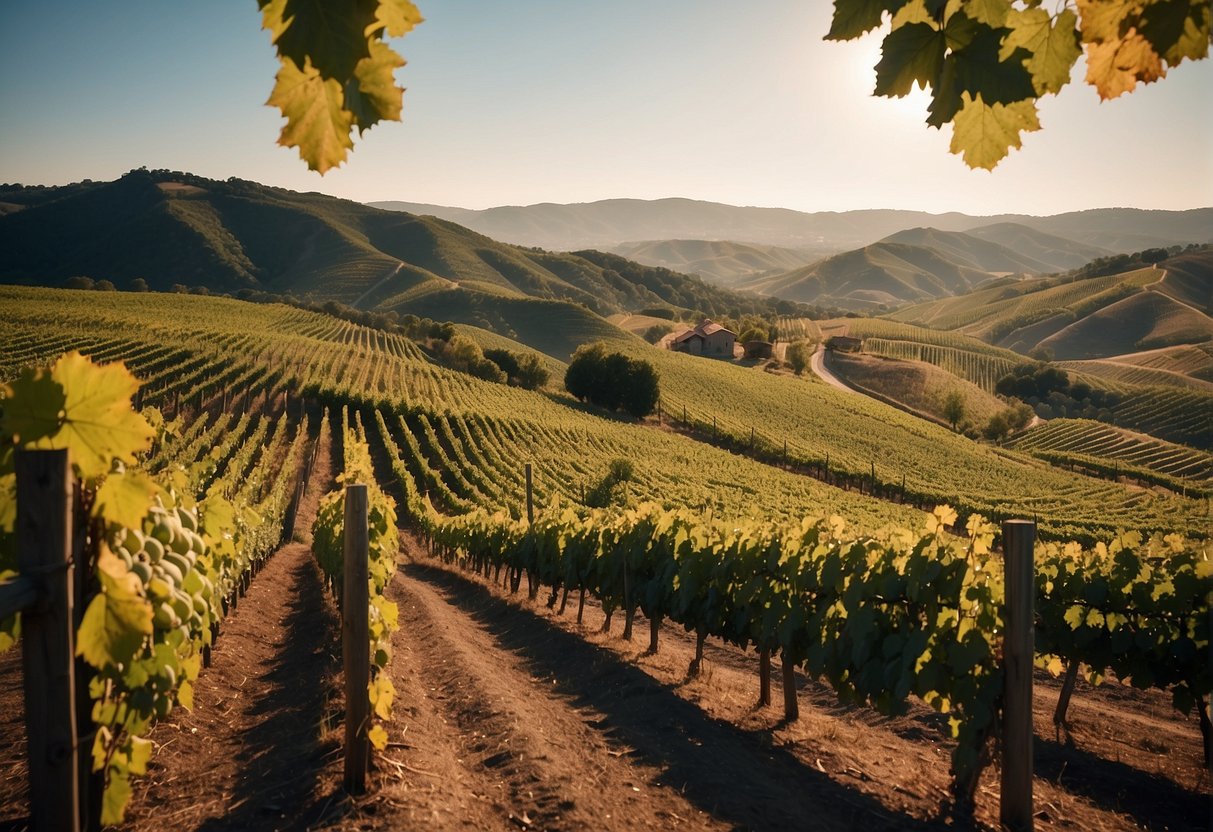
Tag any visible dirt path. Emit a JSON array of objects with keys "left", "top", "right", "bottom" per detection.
[
  {"left": 121, "top": 417, "right": 344, "bottom": 832},
  {"left": 364, "top": 543, "right": 926, "bottom": 832},
  {"left": 365, "top": 538, "right": 1210, "bottom": 832}
]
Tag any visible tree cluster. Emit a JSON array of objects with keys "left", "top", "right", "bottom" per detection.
[
  {"left": 564, "top": 343, "right": 660, "bottom": 418},
  {"left": 995, "top": 363, "right": 1121, "bottom": 421},
  {"left": 483, "top": 348, "right": 549, "bottom": 390}
]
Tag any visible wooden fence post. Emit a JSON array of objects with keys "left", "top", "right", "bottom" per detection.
[
  {"left": 17, "top": 449, "right": 81, "bottom": 832},
  {"left": 1001, "top": 519, "right": 1036, "bottom": 832},
  {"left": 342, "top": 484, "right": 370, "bottom": 795}
]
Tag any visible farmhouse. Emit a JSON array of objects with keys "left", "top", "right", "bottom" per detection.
[{"left": 671, "top": 319, "right": 736, "bottom": 357}]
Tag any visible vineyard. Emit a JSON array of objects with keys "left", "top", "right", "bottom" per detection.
[
  {"left": 1, "top": 286, "right": 1210, "bottom": 831},
  {"left": 1009, "top": 419, "right": 1213, "bottom": 492}
]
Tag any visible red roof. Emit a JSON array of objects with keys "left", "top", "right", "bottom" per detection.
[{"left": 672, "top": 319, "right": 735, "bottom": 343}]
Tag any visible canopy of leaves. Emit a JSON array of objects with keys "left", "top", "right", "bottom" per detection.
[{"left": 829, "top": 0, "right": 1211, "bottom": 169}]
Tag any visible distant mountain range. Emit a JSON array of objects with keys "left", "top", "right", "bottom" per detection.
[
  {"left": 0, "top": 172, "right": 804, "bottom": 322},
  {"left": 370, "top": 197, "right": 1213, "bottom": 254}
]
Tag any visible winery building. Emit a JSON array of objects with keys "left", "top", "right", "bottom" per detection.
[{"left": 671, "top": 319, "right": 736, "bottom": 357}]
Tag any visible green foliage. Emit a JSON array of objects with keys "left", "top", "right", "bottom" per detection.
[
  {"left": 828, "top": 0, "right": 1211, "bottom": 168},
  {"left": 484, "top": 347, "right": 550, "bottom": 389},
  {"left": 1035, "top": 532, "right": 1212, "bottom": 714},
  {"left": 311, "top": 409, "right": 400, "bottom": 750},
  {"left": 0, "top": 351, "right": 305, "bottom": 824},
  {"left": 430, "top": 502, "right": 1009, "bottom": 792},
  {"left": 941, "top": 388, "right": 966, "bottom": 430},
  {"left": 786, "top": 340, "right": 813, "bottom": 375},
  {"left": 259, "top": 0, "right": 422, "bottom": 172},
  {"left": 565, "top": 342, "right": 661, "bottom": 418}
]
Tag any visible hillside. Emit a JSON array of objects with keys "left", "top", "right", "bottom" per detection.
[
  {"left": 739, "top": 242, "right": 993, "bottom": 311},
  {"left": 963, "top": 222, "right": 1111, "bottom": 271},
  {"left": 607, "top": 239, "right": 823, "bottom": 286},
  {"left": 371, "top": 197, "right": 1213, "bottom": 254},
  {"left": 880, "top": 227, "right": 1056, "bottom": 274},
  {"left": 890, "top": 250, "right": 1213, "bottom": 359},
  {"left": 0, "top": 172, "right": 802, "bottom": 321}
]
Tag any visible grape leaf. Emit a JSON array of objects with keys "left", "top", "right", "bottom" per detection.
[
  {"left": 949, "top": 92, "right": 1040, "bottom": 169},
  {"left": 349, "top": 39, "right": 407, "bottom": 132},
  {"left": 368, "top": 723, "right": 389, "bottom": 750},
  {"left": 962, "top": 0, "right": 1009, "bottom": 27},
  {"left": 1, "top": 352, "right": 153, "bottom": 482},
  {"left": 875, "top": 23, "right": 947, "bottom": 97},
  {"left": 1139, "top": 0, "right": 1211, "bottom": 64},
  {"left": 93, "top": 469, "right": 159, "bottom": 530},
  {"left": 369, "top": 0, "right": 423, "bottom": 38},
  {"left": 268, "top": 57, "right": 355, "bottom": 173},
  {"left": 100, "top": 771, "right": 132, "bottom": 826},
  {"left": 1001, "top": 8, "right": 1082, "bottom": 95},
  {"left": 826, "top": 0, "right": 901, "bottom": 40},
  {"left": 1084, "top": 32, "right": 1166, "bottom": 99},
  {"left": 260, "top": 0, "right": 378, "bottom": 81},
  {"left": 78, "top": 545, "right": 153, "bottom": 669}
]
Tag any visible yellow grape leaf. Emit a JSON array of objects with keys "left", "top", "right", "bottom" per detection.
[
  {"left": 177, "top": 679, "right": 194, "bottom": 711},
  {"left": 369, "top": 674, "right": 396, "bottom": 720},
  {"left": 127, "top": 736, "right": 153, "bottom": 776},
  {"left": 101, "top": 770, "right": 132, "bottom": 826},
  {"left": 1046, "top": 656, "right": 1064, "bottom": 676},
  {"left": 949, "top": 92, "right": 1040, "bottom": 169},
  {"left": 268, "top": 56, "right": 355, "bottom": 174},
  {"left": 350, "top": 40, "right": 406, "bottom": 133},
  {"left": 369, "top": 0, "right": 423, "bottom": 38},
  {"left": 1084, "top": 32, "right": 1166, "bottom": 99},
  {"left": 2, "top": 352, "right": 153, "bottom": 482},
  {"left": 77, "top": 545, "right": 153, "bottom": 669},
  {"left": 962, "top": 0, "right": 1009, "bottom": 27},
  {"left": 1001, "top": 8, "right": 1083, "bottom": 94},
  {"left": 93, "top": 469, "right": 159, "bottom": 530},
  {"left": 368, "top": 723, "right": 389, "bottom": 750},
  {"left": 0, "top": 366, "right": 66, "bottom": 447}
]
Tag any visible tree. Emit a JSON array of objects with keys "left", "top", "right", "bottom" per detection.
[
  {"left": 826, "top": 1, "right": 1210, "bottom": 169},
  {"left": 564, "top": 342, "right": 661, "bottom": 418},
  {"left": 786, "top": 340, "right": 813, "bottom": 375},
  {"left": 129, "top": 278, "right": 150, "bottom": 292},
  {"left": 941, "top": 389, "right": 966, "bottom": 431},
  {"left": 64, "top": 276, "right": 94, "bottom": 290}
]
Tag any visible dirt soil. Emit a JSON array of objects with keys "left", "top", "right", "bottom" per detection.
[{"left": 3, "top": 420, "right": 1210, "bottom": 831}]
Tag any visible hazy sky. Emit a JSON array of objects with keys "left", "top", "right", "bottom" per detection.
[{"left": 2, "top": 1, "right": 1210, "bottom": 216}]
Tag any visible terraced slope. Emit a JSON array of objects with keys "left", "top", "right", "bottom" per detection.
[{"left": 1008, "top": 419, "right": 1212, "bottom": 490}]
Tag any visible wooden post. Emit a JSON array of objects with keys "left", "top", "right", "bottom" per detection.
[
  {"left": 17, "top": 449, "right": 81, "bottom": 832},
  {"left": 1001, "top": 519, "right": 1035, "bottom": 832},
  {"left": 342, "top": 484, "right": 370, "bottom": 795},
  {"left": 525, "top": 463, "right": 534, "bottom": 525}
]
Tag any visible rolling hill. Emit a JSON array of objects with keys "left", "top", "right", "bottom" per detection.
[
  {"left": 880, "top": 227, "right": 1056, "bottom": 274},
  {"left": 737, "top": 241, "right": 994, "bottom": 311},
  {"left": 963, "top": 223, "right": 1111, "bottom": 271},
  {"left": 889, "top": 249, "right": 1213, "bottom": 359},
  {"left": 0, "top": 171, "right": 805, "bottom": 321},
  {"left": 370, "top": 197, "right": 1213, "bottom": 254},
  {"left": 607, "top": 239, "right": 822, "bottom": 286}
]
